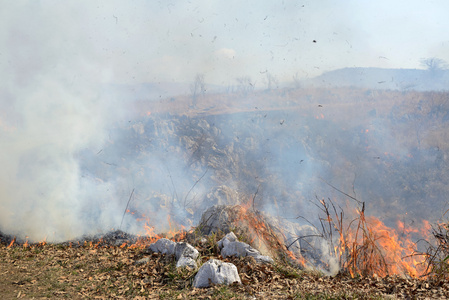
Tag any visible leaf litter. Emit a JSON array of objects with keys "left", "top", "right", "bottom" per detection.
[{"left": 1, "top": 233, "right": 449, "bottom": 299}]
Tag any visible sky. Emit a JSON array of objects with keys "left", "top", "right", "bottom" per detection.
[
  {"left": 1, "top": 0, "right": 449, "bottom": 86},
  {"left": 1, "top": 0, "right": 449, "bottom": 241}
]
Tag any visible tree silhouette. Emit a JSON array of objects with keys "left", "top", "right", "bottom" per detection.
[
  {"left": 420, "top": 57, "right": 448, "bottom": 72},
  {"left": 190, "top": 74, "right": 205, "bottom": 108}
]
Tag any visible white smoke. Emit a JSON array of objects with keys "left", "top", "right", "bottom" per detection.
[{"left": 0, "top": 2, "right": 126, "bottom": 241}]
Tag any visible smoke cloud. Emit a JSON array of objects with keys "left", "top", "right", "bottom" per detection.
[
  {"left": 0, "top": 2, "right": 126, "bottom": 241},
  {"left": 1, "top": 1, "right": 448, "bottom": 244}
]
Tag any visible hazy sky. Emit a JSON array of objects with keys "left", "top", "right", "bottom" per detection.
[{"left": 2, "top": 0, "right": 449, "bottom": 86}]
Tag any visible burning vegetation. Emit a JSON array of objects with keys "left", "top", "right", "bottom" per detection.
[{"left": 2, "top": 86, "right": 449, "bottom": 298}]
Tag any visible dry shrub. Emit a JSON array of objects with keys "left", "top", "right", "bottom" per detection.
[
  {"left": 313, "top": 198, "right": 388, "bottom": 277},
  {"left": 306, "top": 197, "right": 426, "bottom": 278},
  {"left": 420, "top": 222, "right": 449, "bottom": 281}
]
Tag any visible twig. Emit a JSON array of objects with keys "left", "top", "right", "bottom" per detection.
[
  {"left": 165, "top": 167, "right": 179, "bottom": 207},
  {"left": 184, "top": 168, "right": 208, "bottom": 209},
  {"left": 119, "top": 188, "right": 135, "bottom": 230},
  {"left": 286, "top": 234, "right": 323, "bottom": 250},
  {"left": 319, "top": 177, "right": 362, "bottom": 204},
  {"left": 252, "top": 184, "right": 261, "bottom": 212}
]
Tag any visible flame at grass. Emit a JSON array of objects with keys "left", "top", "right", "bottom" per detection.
[{"left": 316, "top": 197, "right": 430, "bottom": 278}]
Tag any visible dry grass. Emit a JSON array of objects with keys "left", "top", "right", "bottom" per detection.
[
  {"left": 300, "top": 197, "right": 428, "bottom": 279},
  {"left": 417, "top": 221, "right": 449, "bottom": 282}
]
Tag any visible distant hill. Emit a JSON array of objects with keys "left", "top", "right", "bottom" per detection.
[{"left": 303, "top": 67, "right": 449, "bottom": 91}]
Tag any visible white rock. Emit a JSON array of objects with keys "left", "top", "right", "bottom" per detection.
[
  {"left": 148, "top": 238, "right": 176, "bottom": 255},
  {"left": 174, "top": 242, "right": 199, "bottom": 260},
  {"left": 251, "top": 254, "right": 274, "bottom": 264},
  {"left": 221, "top": 240, "right": 252, "bottom": 258},
  {"left": 217, "top": 232, "right": 238, "bottom": 249},
  {"left": 148, "top": 239, "right": 200, "bottom": 270},
  {"left": 192, "top": 259, "right": 241, "bottom": 288},
  {"left": 176, "top": 256, "right": 197, "bottom": 269},
  {"left": 221, "top": 240, "right": 274, "bottom": 264}
]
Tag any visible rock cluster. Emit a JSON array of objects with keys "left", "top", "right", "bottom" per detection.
[
  {"left": 141, "top": 232, "right": 274, "bottom": 288},
  {"left": 140, "top": 238, "right": 199, "bottom": 269}
]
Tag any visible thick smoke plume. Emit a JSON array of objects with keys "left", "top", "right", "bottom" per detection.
[{"left": 0, "top": 3, "right": 132, "bottom": 241}]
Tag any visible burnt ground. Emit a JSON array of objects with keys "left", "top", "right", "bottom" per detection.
[{"left": 1, "top": 232, "right": 449, "bottom": 300}]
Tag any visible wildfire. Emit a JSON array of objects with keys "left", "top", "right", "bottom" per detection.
[
  {"left": 7, "top": 237, "right": 16, "bottom": 248},
  {"left": 201, "top": 200, "right": 432, "bottom": 278},
  {"left": 5, "top": 236, "right": 47, "bottom": 249},
  {"left": 223, "top": 201, "right": 309, "bottom": 267},
  {"left": 321, "top": 198, "right": 430, "bottom": 278},
  {"left": 362, "top": 216, "right": 427, "bottom": 277}
]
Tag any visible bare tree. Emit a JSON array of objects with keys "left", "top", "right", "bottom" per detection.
[
  {"left": 190, "top": 74, "right": 205, "bottom": 108},
  {"left": 235, "top": 76, "right": 255, "bottom": 95},
  {"left": 292, "top": 72, "right": 302, "bottom": 89},
  {"left": 420, "top": 57, "right": 448, "bottom": 72},
  {"left": 264, "top": 72, "right": 278, "bottom": 91}
]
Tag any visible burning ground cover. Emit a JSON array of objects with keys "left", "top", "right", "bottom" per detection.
[
  {"left": 1, "top": 202, "right": 449, "bottom": 299},
  {"left": 2, "top": 87, "right": 449, "bottom": 297},
  {"left": 2, "top": 229, "right": 449, "bottom": 299}
]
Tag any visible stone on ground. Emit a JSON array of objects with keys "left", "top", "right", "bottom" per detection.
[
  {"left": 218, "top": 232, "right": 274, "bottom": 264},
  {"left": 148, "top": 238, "right": 176, "bottom": 255},
  {"left": 192, "top": 259, "right": 241, "bottom": 288}
]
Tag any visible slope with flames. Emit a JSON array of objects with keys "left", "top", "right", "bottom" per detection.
[
  {"left": 76, "top": 86, "right": 449, "bottom": 278},
  {"left": 2, "top": 86, "right": 449, "bottom": 280}
]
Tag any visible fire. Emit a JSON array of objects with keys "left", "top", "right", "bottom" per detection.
[
  {"left": 7, "top": 237, "right": 16, "bottom": 248},
  {"left": 364, "top": 217, "right": 426, "bottom": 277},
  {"left": 331, "top": 211, "right": 428, "bottom": 278},
  {"left": 223, "top": 201, "right": 309, "bottom": 267},
  {"left": 127, "top": 214, "right": 191, "bottom": 249},
  {"left": 166, "top": 215, "right": 188, "bottom": 241}
]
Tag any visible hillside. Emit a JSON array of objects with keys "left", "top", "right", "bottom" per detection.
[
  {"left": 303, "top": 67, "right": 449, "bottom": 91},
  {"left": 125, "top": 86, "right": 449, "bottom": 234}
]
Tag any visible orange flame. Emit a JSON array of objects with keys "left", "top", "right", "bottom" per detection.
[
  {"left": 39, "top": 237, "right": 47, "bottom": 247},
  {"left": 7, "top": 237, "right": 16, "bottom": 248},
  {"left": 227, "top": 201, "right": 308, "bottom": 267},
  {"left": 335, "top": 215, "right": 428, "bottom": 278}
]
